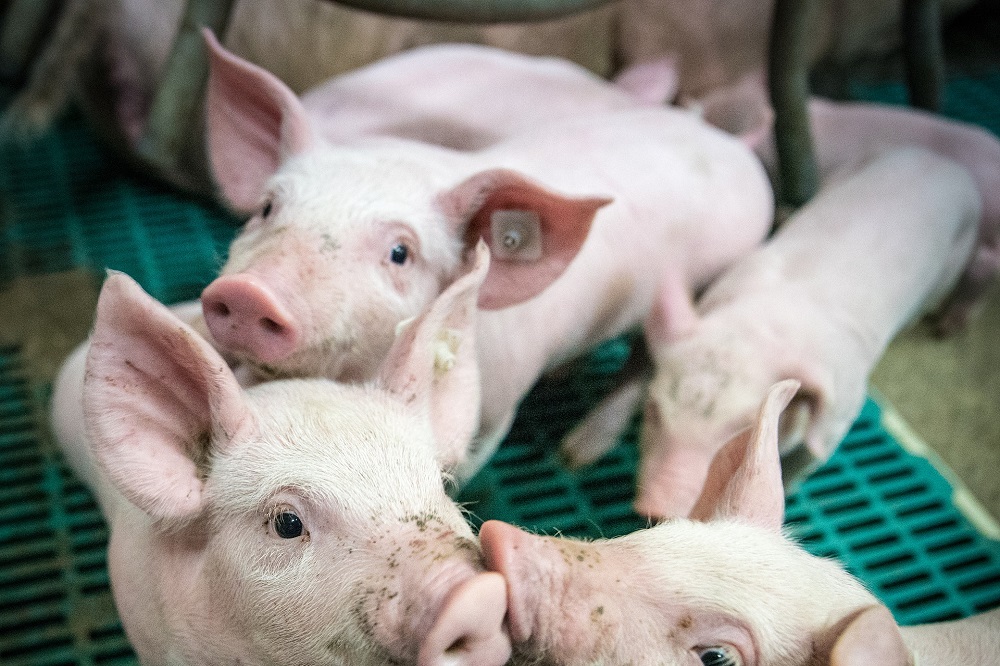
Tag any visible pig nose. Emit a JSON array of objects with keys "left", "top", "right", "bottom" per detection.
[
  {"left": 201, "top": 275, "right": 300, "bottom": 364},
  {"left": 417, "top": 572, "right": 511, "bottom": 666}
]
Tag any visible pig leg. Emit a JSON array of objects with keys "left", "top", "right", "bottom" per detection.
[
  {"left": 559, "top": 341, "right": 652, "bottom": 468},
  {"left": 931, "top": 242, "right": 1000, "bottom": 336}
]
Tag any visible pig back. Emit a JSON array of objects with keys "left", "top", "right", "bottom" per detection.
[{"left": 712, "top": 147, "right": 980, "bottom": 353}]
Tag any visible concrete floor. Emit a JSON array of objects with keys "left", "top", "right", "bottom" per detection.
[{"left": 872, "top": 278, "right": 1000, "bottom": 527}]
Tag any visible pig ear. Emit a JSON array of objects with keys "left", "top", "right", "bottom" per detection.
[
  {"left": 689, "top": 379, "right": 800, "bottom": 531},
  {"left": 378, "top": 241, "right": 489, "bottom": 467},
  {"left": 691, "top": 72, "right": 774, "bottom": 151},
  {"left": 612, "top": 55, "right": 680, "bottom": 105},
  {"left": 441, "top": 168, "right": 611, "bottom": 310},
  {"left": 778, "top": 360, "right": 836, "bottom": 462},
  {"left": 203, "top": 28, "right": 313, "bottom": 213},
  {"left": 828, "top": 605, "right": 910, "bottom": 666},
  {"left": 84, "top": 272, "right": 253, "bottom": 521}
]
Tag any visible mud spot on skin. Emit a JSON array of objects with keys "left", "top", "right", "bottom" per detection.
[
  {"left": 320, "top": 233, "right": 341, "bottom": 254},
  {"left": 678, "top": 615, "right": 693, "bottom": 630}
]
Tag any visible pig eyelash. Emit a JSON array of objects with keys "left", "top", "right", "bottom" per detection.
[
  {"left": 697, "top": 646, "right": 740, "bottom": 666},
  {"left": 266, "top": 505, "right": 309, "bottom": 541}
]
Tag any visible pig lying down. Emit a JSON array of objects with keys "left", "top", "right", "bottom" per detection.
[
  {"left": 778, "top": 97, "right": 1000, "bottom": 334},
  {"left": 49, "top": 247, "right": 510, "bottom": 666},
  {"left": 484, "top": 381, "right": 1000, "bottom": 665},
  {"left": 564, "top": 147, "right": 981, "bottom": 518},
  {"left": 197, "top": 35, "right": 772, "bottom": 480}
]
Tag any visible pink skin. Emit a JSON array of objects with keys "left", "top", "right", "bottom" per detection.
[
  {"left": 49, "top": 247, "right": 511, "bottom": 666},
  {"left": 633, "top": 147, "right": 980, "bottom": 519},
  {"left": 197, "top": 33, "right": 773, "bottom": 480},
  {"left": 784, "top": 97, "right": 1000, "bottom": 335},
  {"left": 717, "top": 88, "right": 1000, "bottom": 333},
  {"left": 481, "top": 380, "right": 1000, "bottom": 665}
]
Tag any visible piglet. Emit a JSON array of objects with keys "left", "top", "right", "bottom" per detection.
[
  {"left": 629, "top": 147, "right": 980, "bottom": 518},
  {"left": 483, "top": 380, "right": 1000, "bottom": 665},
  {"left": 197, "top": 36, "right": 773, "bottom": 481},
  {"left": 784, "top": 97, "right": 1000, "bottom": 334},
  {"left": 49, "top": 243, "right": 511, "bottom": 666}
]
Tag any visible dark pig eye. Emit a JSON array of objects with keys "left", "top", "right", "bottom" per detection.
[
  {"left": 390, "top": 243, "right": 409, "bottom": 265},
  {"left": 273, "top": 511, "right": 304, "bottom": 539},
  {"left": 699, "top": 647, "right": 739, "bottom": 666},
  {"left": 262, "top": 199, "right": 273, "bottom": 218}
]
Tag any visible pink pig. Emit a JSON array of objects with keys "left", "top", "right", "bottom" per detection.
[
  {"left": 757, "top": 96, "right": 1000, "bottom": 334},
  {"left": 482, "top": 380, "right": 1000, "bottom": 666},
  {"left": 196, "top": 36, "right": 773, "bottom": 479},
  {"left": 622, "top": 147, "right": 979, "bottom": 519},
  {"left": 549, "top": 144, "right": 979, "bottom": 516},
  {"left": 48, "top": 244, "right": 511, "bottom": 666}
]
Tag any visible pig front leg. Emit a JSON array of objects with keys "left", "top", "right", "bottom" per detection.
[{"left": 559, "top": 340, "right": 653, "bottom": 468}]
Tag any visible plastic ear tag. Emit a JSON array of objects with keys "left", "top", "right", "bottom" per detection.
[
  {"left": 433, "top": 329, "right": 462, "bottom": 375},
  {"left": 490, "top": 209, "right": 543, "bottom": 261}
]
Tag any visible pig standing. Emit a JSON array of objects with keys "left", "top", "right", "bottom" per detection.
[
  {"left": 194, "top": 36, "right": 773, "bottom": 480},
  {"left": 562, "top": 147, "right": 979, "bottom": 519},
  {"left": 48, "top": 245, "right": 511, "bottom": 666},
  {"left": 482, "top": 380, "right": 1000, "bottom": 666}
]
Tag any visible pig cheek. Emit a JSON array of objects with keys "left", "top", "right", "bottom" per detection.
[{"left": 207, "top": 532, "right": 360, "bottom": 662}]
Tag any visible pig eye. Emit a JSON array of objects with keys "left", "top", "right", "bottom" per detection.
[
  {"left": 261, "top": 198, "right": 273, "bottom": 218},
  {"left": 698, "top": 646, "right": 739, "bottom": 666},
  {"left": 389, "top": 243, "right": 410, "bottom": 265},
  {"left": 272, "top": 511, "right": 304, "bottom": 539}
]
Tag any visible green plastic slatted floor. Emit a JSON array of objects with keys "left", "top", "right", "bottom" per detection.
[{"left": 2, "top": 74, "right": 1000, "bottom": 664}]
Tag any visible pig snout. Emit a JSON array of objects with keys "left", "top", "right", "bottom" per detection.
[
  {"left": 363, "top": 523, "right": 510, "bottom": 666},
  {"left": 480, "top": 519, "right": 625, "bottom": 663},
  {"left": 418, "top": 572, "right": 510, "bottom": 666},
  {"left": 201, "top": 274, "right": 300, "bottom": 364},
  {"left": 479, "top": 520, "right": 543, "bottom": 645},
  {"left": 634, "top": 423, "right": 715, "bottom": 520}
]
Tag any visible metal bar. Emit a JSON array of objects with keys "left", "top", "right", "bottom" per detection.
[
  {"left": 902, "top": 0, "right": 944, "bottom": 111},
  {"left": 330, "top": 0, "right": 617, "bottom": 23},
  {"left": 137, "top": 0, "right": 236, "bottom": 188},
  {"left": 769, "top": 0, "right": 820, "bottom": 209}
]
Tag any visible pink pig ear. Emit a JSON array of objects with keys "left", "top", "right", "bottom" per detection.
[
  {"left": 203, "top": 28, "right": 313, "bottom": 213},
  {"left": 378, "top": 241, "right": 489, "bottom": 468},
  {"left": 692, "top": 71, "right": 775, "bottom": 151},
  {"left": 828, "top": 605, "right": 909, "bottom": 666},
  {"left": 689, "top": 379, "right": 800, "bottom": 531},
  {"left": 84, "top": 272, "right": 252, "bottom": 521},
  {"left": 441, "top": 168, "right": 611, "bottom": 310}
]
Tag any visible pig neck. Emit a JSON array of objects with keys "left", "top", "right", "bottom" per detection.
[
  {"left": 472, "top": 111, "right": 772, "bottom": 436},
  {"left": 106, "top": 504, "right": 223, "bottom": 664}
]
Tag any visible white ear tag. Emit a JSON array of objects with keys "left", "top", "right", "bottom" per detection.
[{"left": 490, "top": 209, "right": 543, "bottom": 262}]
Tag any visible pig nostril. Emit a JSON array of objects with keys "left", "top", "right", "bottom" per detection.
[
  {"left": 209, "top": 302, "right": 230, "bottom": 318},
  {"left": 445, "top": 637, "right": 470, "bottom": 656},
  {"left": 260, "top": 317, "right": 284, "bottom": 335}
]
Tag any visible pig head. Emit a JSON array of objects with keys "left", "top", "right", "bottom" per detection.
[
  {"left": 633, "top": 148, "right": 980, "bottom": 519},
  {"left": 482, "top": 380, "right": 900, "bottom": 665},
  {"left": 198, "top": 33, "right": 606, "bottom": 388},
  {"left": 484, "top": 379, "right": 1000, "bottom": 665},
  {"left": 51, "top": 245, "right": 511, "bottom": 665}
]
